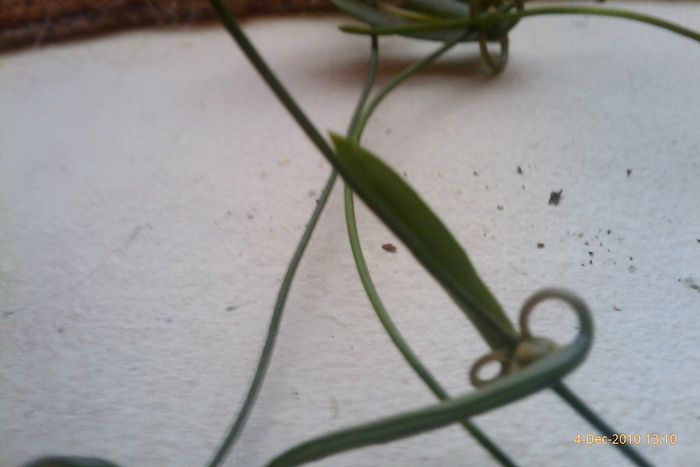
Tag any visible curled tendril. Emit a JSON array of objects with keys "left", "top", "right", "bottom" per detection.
[
  {"left": 205, "top": 1, "right": 677, "bottom": 466},
  {"left": 471, "top": 288, "right": 589, "bottom": 388},
  {"left": 330, "top": 0, "right": 525, "bottom": 46},
  {"left": 469, "top": 0, "right": 524, "bottom": 71},
  {"left": 330, "top": 0, "right": 523, "bottom": 71},
  {"left": 267, "top": 289, "right": 593, "bottom": 467}
]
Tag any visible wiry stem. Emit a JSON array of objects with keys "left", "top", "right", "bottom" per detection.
[{"left": 340, "top": 6, "right": 700, "bottom": 43}]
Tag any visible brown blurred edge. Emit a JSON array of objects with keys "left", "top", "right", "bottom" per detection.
[{"left": 0, "top": 0, "right": 335, "bottom": 52}]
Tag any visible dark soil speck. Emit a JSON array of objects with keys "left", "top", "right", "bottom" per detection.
[{"left": 548, "top": 190, "right": 563, "bottom": 206}]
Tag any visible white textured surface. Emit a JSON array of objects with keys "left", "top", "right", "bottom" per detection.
[{"left": 1, "top": 3, "right": 699, "bottom": 466}]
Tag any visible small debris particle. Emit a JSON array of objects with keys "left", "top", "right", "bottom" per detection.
[
  {"left": 607, "top": 229, "right": 612, "bottom": 235},
  {"left": 548, "top": 189, "right": 563, "bottom": 206},
  {"left": 613, "top": 305, "right": 622, "bottom": 311},
  {"left": 516, "top": 165, "right": 523, "bottom": 174},
  {"left": 473, "top": 171, "right": 479, "bottom": 176},
  {"left": 584, "top": 241, "right": 589, "bottom": 246},
  {"left": 57, "top": 327, "right": 65, "bottom": 333},
  {"left": 626, "top": 169, "right": 632, "bottom": 177},
  {"left": 247, "top": 213, "right": 254, "bottom": 219},
  {"left": 589, "top": 251, "right": 594, "bottom": 256},
  {"left": 382, "top": 243, "right": 397, "bottom": 253},
  {"left": 537, "top": 243, "right": 545, "bottom": 249},
  {"left": 629, "top": 256, "right": 633, "bottom": 261},
  {"left": 403, "top": 171, "right": 408, "bottom": 178},
  {"left": 697, "top": 239, "right": 699, "bottom": 243},
  {"left": 308, "top": 190, "right": 316, "bottom": 198},
  {"left": 628, "top": 265, "right": 636, "bottom": 273},
  {"left": 497, "top": 205, "right": 504, "bottom": 211},
  {"left": 589, "top": 260, "right": 593, "bottom": 265}
]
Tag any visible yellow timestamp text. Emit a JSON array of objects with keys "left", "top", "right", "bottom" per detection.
[{"left": 573, "top": 433, "right": 677, "bottom": 446}]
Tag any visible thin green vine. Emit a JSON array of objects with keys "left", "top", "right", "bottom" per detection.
[
  {"left": 268, "top": 289, "right": 594, "bottom": 466},
  {"left": 203, "top": 1, "right": 695, "bottom": 466},
  {"left": 22, "top": 1, "right": 698, "bottom": 466},
  {"left": 343, "top": 35, "right": 518, "bottom": 467},
  {"left": 339, "top": 5, "right": 700, "bottom": 43}
]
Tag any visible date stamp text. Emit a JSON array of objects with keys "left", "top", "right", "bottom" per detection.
[{"left": 573, "top": 433, "right": 677, "bottom": 446}]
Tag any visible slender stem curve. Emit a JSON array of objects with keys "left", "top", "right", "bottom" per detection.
[
  {"left": 552, "top": 383, "right": 653, "bottom": 467},
  {"left": 204, "top": 1, "right": 386, "bottom": 464},
  {"left": 344, "top": 34, "right": 517, "bottom": 467},
  {"left": 208, "top": 2, "right": 659, "bottom": 466},
  {"left": 267, "top": 289, "right": 593, "bottom": 466},
  {"left": 206, "top": 169, "right": 339, "bottom": 467}
]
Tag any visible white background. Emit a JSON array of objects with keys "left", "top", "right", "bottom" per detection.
[{"left": 2, "top": 3, "right": 699, "bottom": 466}]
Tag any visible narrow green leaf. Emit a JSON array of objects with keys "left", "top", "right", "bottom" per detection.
[
  {"left": 329, "top": 133, "right": 517, "bottom": 350},
  {"left": 329, "top": 0, "right": 483, "bottom": 43}
]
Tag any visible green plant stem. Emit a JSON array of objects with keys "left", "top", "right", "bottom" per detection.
[
  {"left": 552, "top": 382, "right": 653, "bottom": 467},
  {"left": 207, "top": 0, "right": 339, "bottom": 166},
  {"left": 208, "top": 3, "right": 654, "bottom": 466},
  {"left": 344, "top": 33, "right": 517, "bottom": 467},
  {"left": 267, "top": 289, "right": 594, "bottom": 466},
  {"left": 206, "top": 169, "right": 338, "bottom": 467},
  {"left": 344, "top": 188, "right": 517, "bottom": 467},
  {"left": 339, "top": 6, "right": 700, "bottom": 43},
  {"left": 340, "top": 5, "right": 659, "bottom": 466},
  {"left": 346, "top": 38, "right": 380, "bottom": 142},
  {"left": 204, "top": 4, "right": 386, "bottom": 464},
  {"left": 348, "top": 30, "right": 468, "bottom": 142},
  {"left": 210, "top": 0, "right": 518, "bottom": 352}
]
